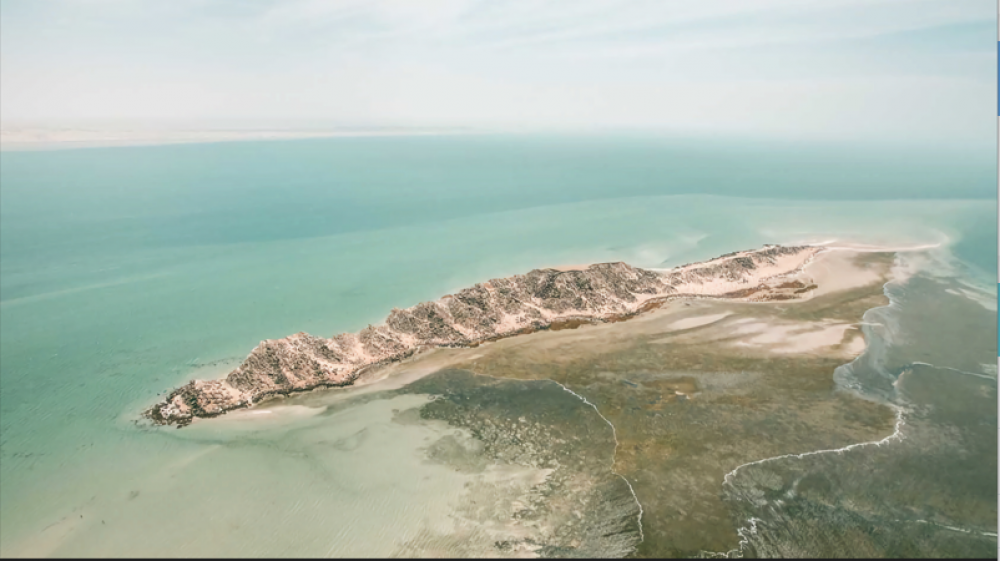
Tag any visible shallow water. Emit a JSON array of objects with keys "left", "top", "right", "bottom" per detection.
[
  {"left": 41, "top": 394, "right": 482, "bottom": 558},
  {"left": 728, "top": 266, "right": 997, "bottom": 558},
  {"left": 0, "top": 135, "right": 995, "bottom": 556}
]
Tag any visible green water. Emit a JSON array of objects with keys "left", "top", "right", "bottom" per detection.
[{"left": 0, "top": 134, "right": 995, "bottom": 556}]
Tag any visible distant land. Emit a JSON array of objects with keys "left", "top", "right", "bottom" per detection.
[{"left": 0, "top": 126, "right": 479, "bottom": 150}]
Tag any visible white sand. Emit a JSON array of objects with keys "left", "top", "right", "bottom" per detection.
[
  {"left": 799, "top": 249, "right": 883, "bottom": 297},
  {"left": 681, "top": 318, "right": 863, "bottom": 356},
  {"left": 662, "top": 248, "right": 822, "bottom": 298},
  {"left": 812, "top": 241, "right": 942, "bottom": 253},
  {"left": 842, "top": 332, "right": 867, "bottom": 355},
  {"left": 663, "top": 312, "right": 732, "bottom": 331},
  {"left": 646, "top": 247, "right": 891, "bottom": 357}
]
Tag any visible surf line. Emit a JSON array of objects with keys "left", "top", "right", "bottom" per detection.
[
  {"left": 554, "top": 382, "right": 645, "bottom": 544},
  {"left": 707, "top": 404, "right": 906, "bottom": 558},
  {"left": 699, "top": 517, "right": 765, "bottom": 559},
  {"left": 722, "top": 404, "right": 906, "bottom": 489},
  {"left": 909, "top": 361, "right": 997, "bottom": 381},
  {"left": 904, "top": 519, "right": 998, "bottom": 538}
]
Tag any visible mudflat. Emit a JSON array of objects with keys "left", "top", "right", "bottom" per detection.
[{"left": 344, "top": 250, "right": 899, "bottom": 556}]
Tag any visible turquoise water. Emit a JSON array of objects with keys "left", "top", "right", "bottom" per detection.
[{"left": 0, "top": 134, "right": 995, "bottom": 556}]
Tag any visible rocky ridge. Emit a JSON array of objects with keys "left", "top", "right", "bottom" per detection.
[{"left": 146, "top": 244, "right": 821, "bottom": 426}]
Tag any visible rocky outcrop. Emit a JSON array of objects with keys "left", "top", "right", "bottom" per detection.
[{"left": 146, "top": 244, "right": 821, "bottom": 426}]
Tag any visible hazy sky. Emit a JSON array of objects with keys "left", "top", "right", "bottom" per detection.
[{"left": 1, "top": 0, "right": 995, "bottom": 142}]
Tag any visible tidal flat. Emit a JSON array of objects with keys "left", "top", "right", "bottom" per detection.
[
  {"left": 431, "top": 252, "right": 901, "bottom": 557},
  {"left": 306, "top": 249, "right": 991, "bottom": 558}
]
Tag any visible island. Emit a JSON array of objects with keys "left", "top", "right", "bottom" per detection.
[{"left": 146, "top": 244, "right": 825, "bottom": 426}]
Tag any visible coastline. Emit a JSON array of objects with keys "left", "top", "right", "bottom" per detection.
[
  {"left": 144, "top": 243, "right": 890, "bottom": 426},
  {"left": 0, "top": 127, "right": 479, "bottom": 152}
]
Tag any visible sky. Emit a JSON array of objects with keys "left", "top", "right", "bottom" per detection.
[{"left": 0, "top": 0, "right": 996, "bottom": 142}]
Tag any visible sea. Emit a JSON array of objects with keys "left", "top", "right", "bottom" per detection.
[{"left": 0, "top": 133, "right": 995, "bottom": 556}]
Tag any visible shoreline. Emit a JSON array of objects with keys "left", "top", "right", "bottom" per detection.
[{"left": 144, "top": 244, "right": 894, "bottom": 427}]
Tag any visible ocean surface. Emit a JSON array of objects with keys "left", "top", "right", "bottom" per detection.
[{"left": 0, "top": 134, "right": 995, "bottom": 556}]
